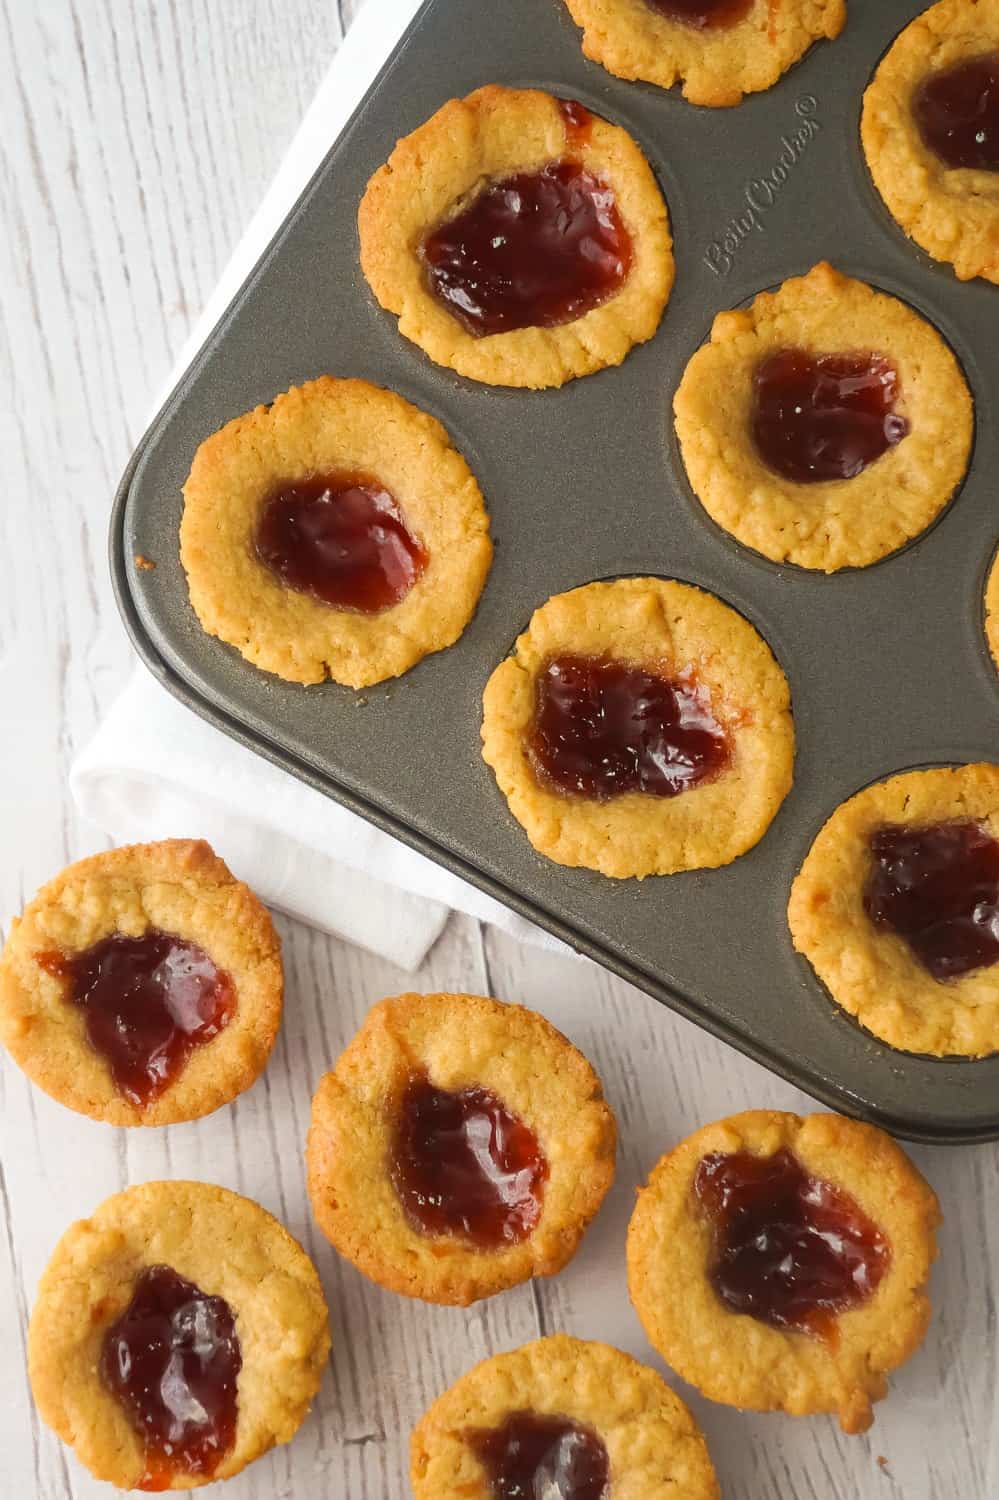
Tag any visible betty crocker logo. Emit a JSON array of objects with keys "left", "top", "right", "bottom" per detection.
[{"left": 703, "top": 96, "right": 822, "bottom": 276}]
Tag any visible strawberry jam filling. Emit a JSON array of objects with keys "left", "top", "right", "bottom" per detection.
[
  {"left": 529, "top": 655, "right": 729, "bottom": 800},
  {"left": 255, "top": 472, "right": 427, "bottom": 612},
  {"left": 101, "top": 1265, "right": 241, "bottom": 1490},
  {"left": 391, "top": 1072, "right": 548, "bottom": 1248},
  {"left": 694, "top": 1147, "right": 890, "bottom": 1339},
  {"left": 38, "top": 931, "right": 234, "bottom": 1108}
]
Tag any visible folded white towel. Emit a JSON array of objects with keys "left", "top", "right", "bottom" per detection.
[{"left": 72, "top": 0, "right": 563, "bottom": 970}]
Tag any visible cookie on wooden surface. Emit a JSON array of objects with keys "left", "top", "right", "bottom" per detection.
[
  {"left": 306, "top": 991, "right": 616, "bottom": 1305},
  {"left": 411, "top": 1334, "right": 719, "bottom": 1498},
  {"left": 0, "top": 839, "right": 282, "bottom": 1125},
  {"left": 28, "top": 1181, "right": 330, "bottom": 1490},
  {"left": 627, "top": 1110, "right": 940, "bottom": 1434}
]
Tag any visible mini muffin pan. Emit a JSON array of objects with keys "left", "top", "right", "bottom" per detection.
[{"left": 111, "top": 0, "right": 999, "bottom": 1143}]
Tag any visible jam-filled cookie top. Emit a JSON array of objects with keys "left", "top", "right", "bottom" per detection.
[
  {"left": 627, "top": 1110, "right": 940, "bottom": 1435},
  {"left": 789, "top": 764, "right": 999, "bottom": 1056},
  {"left": 411, "top": 1335, "right": 720, "bottom": 1500},
  {"left": 674, "top": 263, "right": 972, "bottom": 571},
  {"left": 561, "top": 0, "right": 845, "bottom": 107},
  {"left": 481, "top": 577, "right": 793, "bottom": 879},
  {"left": 180, "top": 377, "right": 491, "bottom": 687},
  {"left": 0, "top": 840, "right": 282, "bottom": 1126},
  {"left": 306, "top": 992, "right": 616, "bottom": 1306},
  {"left": 863, "top": 0, "right": 999, "bottom": 283},
  {"left": 358, "top": 86, "right": 672, "bottom": 388},
  {"left": 28, "top": 1181, "right": 330, "bottom": 1491}
]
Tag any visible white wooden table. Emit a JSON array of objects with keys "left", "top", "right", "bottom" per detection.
[{"left": 2, "top": 4, "right": 997, "bottom": 1497}]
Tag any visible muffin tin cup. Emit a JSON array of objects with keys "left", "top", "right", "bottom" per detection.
[{"left": 110, "top": 0, "right": 999, "bottom": 1143}]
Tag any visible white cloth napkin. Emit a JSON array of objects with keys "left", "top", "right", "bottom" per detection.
[{"left": 72, "top": 0, "right": 562, "bottom": 970}]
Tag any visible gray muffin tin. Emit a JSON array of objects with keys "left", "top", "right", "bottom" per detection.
[{"left": 111, "top": 0, "right": 999, "bottom": 1142}]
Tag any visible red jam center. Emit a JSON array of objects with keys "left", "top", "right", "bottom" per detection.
[
  {"left": 101, "top": 1265, "right": 241, "bottom": 1491},
  {"left": 529, "top": 655, "right": 729, "bottom": 801},
  {"left": 752, "top": 348, "right": 909, "bottom": 484},
  {"left": 468, "top": 1412, "right": 609, "bottom": 1500},
  {"left": 557, "top": 98, "right": 595, "bottom": 148},
  {"left": 913, "top": 54, "right": 999, "bottom": 171},
  {"left": 254, "top": 473, "right": 428, "bottom": 613},
  {"left": 864, "top": 820, "right": 999, "bottom": 981},
  {"left": 419, "top": 161, "right": 633, "bottom": 337},
  {"left": 644, "top": 0, "right": 753, "bottom": 27},
  {"left": 38, "top": 931, "right": 234, "bottom": 1108},
  {"left": 390, "top": 1072, "right": 548, "bottom": 1248},
  {"left": 694, "top": 1149, "right": 890, "bottom": 1339}
]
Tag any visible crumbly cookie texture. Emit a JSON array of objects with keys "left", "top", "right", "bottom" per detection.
[
  {"left": 180, "top": 376, "right": 492, "bottom": 686},
  {"left": 789, "top": 764, "right": 999, "bottom": 1056},
  {"left": 627, "top": 1110, "right": 940, "bottom": 1435},
  {"left": 0, "top": 840, "right": 282, "bottom": 1126},
  {"left": 358, "top": 85, "right": 672, "bottom": 388},
  {"left": 28, "top": 1181, "right": 331, "bottom": 1491},
  {"left": 985, "top": 551, "right": 999, "bottom": 672},
  {"left": 562, "top": 0, "right": 845, "bottom": 106},
  {"left": 674, "top": 262, "right": 972, "bottom": 572},
  {"left": 480, "top": 577, "right": 794, "bottom": 879},
  {"left": 411, "top": 1334, "right": 720, "bottom": 1499},
  {"left": 862, "top": 0, "right": 999, "bottom": 283},
  {"left": 306, "top": 992, "right": 617, "bottom": 1306}
]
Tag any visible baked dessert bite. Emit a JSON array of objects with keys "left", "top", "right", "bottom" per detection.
[
  {"left": 411, "top": 1334, "right": 719, "bottom": 1499},
  {"left": 0, "top": 840, "right": 282, "bottom": 1125},
  {"left": 674, "top": 262, "right": 972, "bottom": 571},
  {"left": 627, "top": 1110, "right": 940, "bottom": 1434},
  {"left": 358, "top": 86, "right": 672, "bottom": 388},
  {"left": 562, "top": 0, "right": 845, "bottom": 107},
  {"left": 789, "top": 763, "right": 999, "bottom": 1056},
  {"left": 306, "top": 992, "right": 616, "bottom": 1305},
  {"left": 985, "top": 548, "right": 999, "bottom": 671},
  {"left": 481, "top": 577, "right": 793, "bottom": 878},
  {"left": 28, "top": 1181, "right": 330, "bottom": 1490},
  {"left": 180, "top": 376, "right": 492, "bottom": 686},
  {"left": 862, "top": 0, "right": 999, "bottom": 283}
]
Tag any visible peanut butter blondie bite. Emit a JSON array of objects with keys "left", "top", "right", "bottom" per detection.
[
  {"left": 29, "top": 1181, "right": 330, "bottom": 1490},
  {"left": 0, "top": 840, "right": 281, "bottom": 1125},
  {"left": 863, "top": 0, "right": 999, "bottom": 283},
  {"left": 562, "top": 0, "right": 845, "bottom": 107},
  {"left": 627, "top": 1111, "right": 940, "bottom": 1434},
  {"left": 180, "top": 376, "right": 492, "bottom": 686},
  {"left": 481, "top": 577, "right": 794, "bottom": 878},
  {"left": 411, "top": 1335, "right": 719, "bottom": 1499},
  {"left": 358, "top": 86, "right": 672, "bottom": 388},
  {"left": 674, "top": 263, "right": 972, "bottom": 571},
  {"left": 306, "top": 992, "right": 616, "bottom": 1305},
  {"left": 789, "top": 763, "right": 999, "bottom": 1055}
]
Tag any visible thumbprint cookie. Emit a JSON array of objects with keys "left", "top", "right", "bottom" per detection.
[
  {"left": 358, "top": 86, "right": 672, "bottom": 387},
  {"left": 28, "top": 1181, "right": 330, "bottom": 1490},
  {"left": 674, "top": 262, "right": 972, "bottom": 571},
  {"left": 562, "top": 0, "right": 845, "bottom": 108},
  {"left": 627, "top": 1110, "right": 940, "bottom": 1433},
  {"left": 481, "top": 577, "right": 793, "bottom": 878},
  {"left": 0, "top": 840, "right": 282, "bottom": 1125},
  {"left": 863, "top": 0, "right": 999, "bottom": 283},
  {"left": 180, "top": 376, "right": 492, "bottom": 686},
  {"left": 306, "top": 992, "right": 616, "bottom": 1305},
  {"left": 411, "top": 1334, "right": 719, "bottom": 1499},
  {"left": 789, "top": 763, "right": 999, "bottom": 1055}
]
